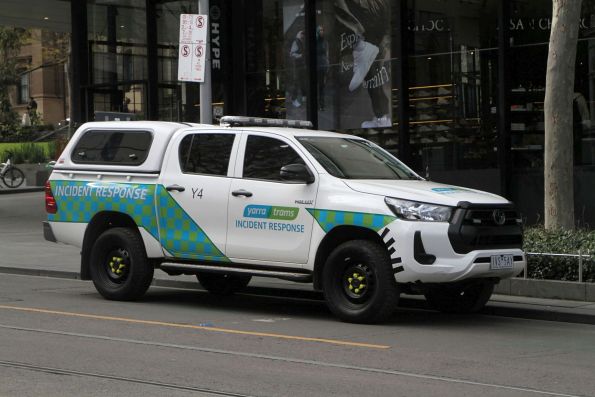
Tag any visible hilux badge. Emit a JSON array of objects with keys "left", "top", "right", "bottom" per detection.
[{"left": 493, "top": 209, "right": 506, "bottom": 226}]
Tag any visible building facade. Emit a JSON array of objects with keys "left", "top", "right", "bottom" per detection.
[{"left": 2, "top": 0, "right": 595, "bottom": 225}]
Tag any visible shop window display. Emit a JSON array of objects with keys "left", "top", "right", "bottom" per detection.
[
  {"left": 241, "top": 0, "right": 308, "bottom": 121},
  {"left": 407, "top": 0, "right": 500, "bottom": 173},
  {"left": 510, "top": 0, "right": 595, "bottom": 168},
  {"left": 315, "top": 0, "right": 396, "bottom": 140}
]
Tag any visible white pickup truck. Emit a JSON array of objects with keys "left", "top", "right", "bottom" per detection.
[{"left": 43, "top": 116, "right": 525, "bottom": 323}]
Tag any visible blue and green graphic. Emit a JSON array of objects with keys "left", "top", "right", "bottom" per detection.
[
  {"left": 49, "top": 180, "right": 228, "bottom": 262},
  {"left": 156, "top": 186, "right": 228, "bottom": 262},
  {"left": 49, "top": 180, "right": 159, "bottom": 239},
  {"left": 243, "top": 205, "right": 299, "bottom": 220},
  {"left": 307, "top": 208, "right": 396, "bottom": 233}
]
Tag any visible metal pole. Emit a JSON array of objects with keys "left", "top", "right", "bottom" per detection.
[
  {"left": 199, "top": 0, "right": 212, "bottom": 124},
  {"left": 578, "top": 249, "right": 583, "bottom": 283}
]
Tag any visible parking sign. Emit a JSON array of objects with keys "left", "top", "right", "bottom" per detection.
[{"left": 177, "top": 14, "right": 208, "bottom": 82}]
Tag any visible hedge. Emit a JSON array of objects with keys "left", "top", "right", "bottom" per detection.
[
  {"left": 523, "top": 226, "right": 595, "bottom": 282},
  {"left": 0, "top": 142, "right": 56, "bottom": 164}
]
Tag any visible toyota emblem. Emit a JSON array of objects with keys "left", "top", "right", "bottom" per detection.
[{"left": 492, "top": 209, "right": 506, "bottom": 226}]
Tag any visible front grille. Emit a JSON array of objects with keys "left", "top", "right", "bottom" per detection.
[
  {"left": 474, "top": 234, "right": 523, "bottom": 246},
  {"left": 448, "top": 205, "right": 523, "bottom": 254},
  {"left": 464, "top": 209, "right": 520, "bottom": 227}
]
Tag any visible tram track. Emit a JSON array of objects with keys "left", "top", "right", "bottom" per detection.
[
  {"left": 0, "top": 359, "right": 256, "bottom": 397},
  {"left": 0, "top": 323, "right": 586, "bottom": 397}
]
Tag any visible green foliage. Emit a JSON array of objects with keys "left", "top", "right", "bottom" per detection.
[
  {"left": 523, "top": 226, "right": 595, "bottom": 282},
  {"left": 0, "top": 141, "right": 55, "bottom": 164},
  {"left": 0, "top": 27, "right": 29, "bottom": 136}
]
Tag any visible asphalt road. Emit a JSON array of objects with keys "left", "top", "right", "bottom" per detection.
[
  {"left": 1, "top": 192, "right": 595, "bottom": 396},
  {"left": 1, "top": 274, "right": 595, "bottom": 397}
]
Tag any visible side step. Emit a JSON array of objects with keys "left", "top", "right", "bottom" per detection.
[{"left": 159, "top": 262, "right": 313, "bottom": 282}]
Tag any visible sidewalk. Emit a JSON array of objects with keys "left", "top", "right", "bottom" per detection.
[
  {"left": 1, "top": 263, "right": 594, "bottom": 325},
  {"left": 0, "top": 184, "right": 44, "bottom": 194}
]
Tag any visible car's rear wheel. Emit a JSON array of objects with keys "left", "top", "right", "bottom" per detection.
[
  {"left": 424, "top": 280, "right": 495, "bottom": 313},
  {"left": 90, "top": 227, "right": 153, "bottom": 300},
  {"left": 196, "top": 273, "right": 252, "bottom": 296},
  {"left": 322, "top": 240, "right": 399, "bottom": 324}
]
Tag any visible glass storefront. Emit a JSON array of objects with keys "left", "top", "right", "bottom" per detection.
[
  {"left": 408, "top": 0, "right": 499, "bottom": 173},
  {"left": 3, "top": 0, "right": 595, "bottom": 223},
  {"left": 240, "top": 0, "right": 309, "bottom": 121},
  {"left": 509, "top": 0, "right": 595, "bottom": 168},
  {"left": 87, "top": 0, "right": 148, "bottom": 120},
  {"left": 315, "top": 0, "right": 397, "bottom": 152},
  {"left": 156, "top": 0, "right": 199, "bottom": 121}
]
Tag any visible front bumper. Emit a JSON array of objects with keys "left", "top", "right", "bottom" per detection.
[{"left": 384, "top": 219, "right": 525, "bottom": 284}]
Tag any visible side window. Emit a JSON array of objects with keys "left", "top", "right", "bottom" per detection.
[
  {"left": 179, "top": 133, "right": 235, "bottom": 176},
  {"left": 72, "top": 130, "right": 152, "bottom": 165},
  {"left": 243, "top": 135, "right": 305, "bottom": 181}
]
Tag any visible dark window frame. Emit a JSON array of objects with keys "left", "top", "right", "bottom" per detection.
[{"left": 17, "top": 72, "right": 30, "bottom": 105}]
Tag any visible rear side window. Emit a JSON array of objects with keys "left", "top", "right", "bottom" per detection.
[
  {"left": 179, "top": 133, "right": 235, "bottom": 176},
  {"left": 72, "top": 130, "right": 153, "bottom": 165}
]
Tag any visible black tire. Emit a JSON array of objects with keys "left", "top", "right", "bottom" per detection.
[
  {"left": 196, "top": 273, "right": 252, "bottom": 296},
  {"left": 2, "top": 167, "right": 24, "bottom": 188},
  {"left": 90, "top": 227, "right": 153, "bottom": 301},
  {"left": 322, "top": 240, "right": 399, "bottom": 324},
  {"left": 424, "top": 280, "right": 495, "bottom": 313}
]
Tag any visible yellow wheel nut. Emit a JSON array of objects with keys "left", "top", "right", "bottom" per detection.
[
  {"left": 358, "top": 276, "right": 364, "bottom": 281},
  {"left": 360, "top": 284, "right": 366, "bottom": 289},
  {"left": 355, "top": 288, "right": 360, "bottom": 294},
  {"left": 348, "top": 277, "right": 353, "bottom": 283},
  {"left": 349, "top": 285, "right": 353, "bottom": 290},
  {"left": 353, "top": 273, "right": 358, "bottom": 278}
]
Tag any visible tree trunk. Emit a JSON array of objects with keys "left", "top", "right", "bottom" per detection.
[{"left": 544, "top": 0, "right": 582, "bottom": 230}]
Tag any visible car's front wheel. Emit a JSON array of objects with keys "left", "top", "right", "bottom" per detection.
[{"left": 322, "top": 240, "right": 399, "bottom": 324}]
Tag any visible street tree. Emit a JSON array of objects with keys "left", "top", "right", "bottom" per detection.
[
  {"left": 544, "top": 0, "right": 583, "bottom": 230},
  {"left": 0, "top": 27, "right": 28, "bottom": 134}
]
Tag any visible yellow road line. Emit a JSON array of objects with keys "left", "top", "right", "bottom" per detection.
[{"left": 0, "top": 305, "right": 390, "bottom": 349}]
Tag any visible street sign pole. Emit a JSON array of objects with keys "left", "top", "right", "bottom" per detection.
[{"left": 199, "top": 0, "right": 212, "bottom": 124}]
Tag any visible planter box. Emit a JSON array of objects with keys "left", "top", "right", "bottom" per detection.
[
  {"left": 495, "top": 278, "right": 595, "bottom": 302},
  {"left": 16, "top": 163, "right": 50, "bottom": 187}
]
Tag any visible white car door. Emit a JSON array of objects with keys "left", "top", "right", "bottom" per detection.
[
  {"left": 226, "top": 133, "right": 318, "bottom": 265},
  {"left": 158, "top": 130, "right": 239, "bottom": 262}
]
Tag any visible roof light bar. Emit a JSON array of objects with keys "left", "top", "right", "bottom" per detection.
[{"left": 220, "top": 116, "right": 313, "bottom": 129}]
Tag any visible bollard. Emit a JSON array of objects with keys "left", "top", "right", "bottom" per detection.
[{"left": 578, "top": 250, "right": 583, "bottom": 283}]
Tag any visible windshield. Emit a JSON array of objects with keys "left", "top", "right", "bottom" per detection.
[{"left": 297, "top": 137, "right": 421, "bottom": 180}]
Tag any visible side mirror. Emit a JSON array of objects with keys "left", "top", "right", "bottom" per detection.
[{"left": 280, "top": 163, "right": 315, "bottom": 184}]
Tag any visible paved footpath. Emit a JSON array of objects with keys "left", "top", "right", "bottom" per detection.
[{"left": 1, "top": 187, "right": 595, "bottom": 325}]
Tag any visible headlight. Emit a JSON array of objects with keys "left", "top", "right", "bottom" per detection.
[{"left": 385, "top": 197, "right": 453, "bottom": 222}]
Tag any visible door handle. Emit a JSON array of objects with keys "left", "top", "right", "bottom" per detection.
[
  {"left": 166, "top": 184, "right": 185, "bottom": 192},
  {"left": 231, "top": 189, "right": 253, "bottom": 197}
]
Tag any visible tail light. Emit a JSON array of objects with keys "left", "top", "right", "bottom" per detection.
[{"left": 45, "top": 181, "right": 57, "bottom": 214}]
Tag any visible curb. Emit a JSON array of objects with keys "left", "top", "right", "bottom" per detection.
[
  {"left": 495, "top": 278, "right": 595, "bottom": 302},
  {"left": 1, "top": 265, "right": 595, "bottom": 325},
  {"left": 0, "top": 187, "right": 44, "bottom": 195}
]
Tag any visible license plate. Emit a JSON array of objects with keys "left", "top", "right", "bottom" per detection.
[{"left": 490, "top": 254, "right": 514, "bottom": 270}]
